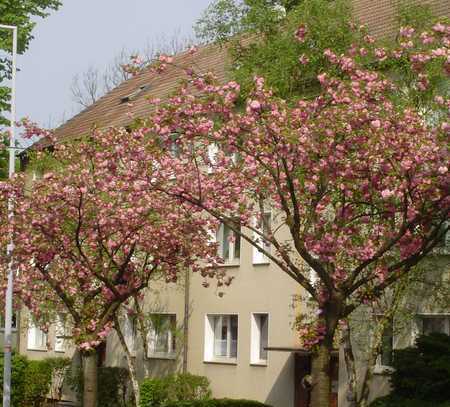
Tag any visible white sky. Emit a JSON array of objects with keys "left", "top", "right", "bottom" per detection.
[{"left": 14, "top": 0, "right": 212, "bottom": 133}]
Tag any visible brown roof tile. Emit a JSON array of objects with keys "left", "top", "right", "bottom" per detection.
[{"left": 36, "top": 42, "right": 231, "bottom": 147}]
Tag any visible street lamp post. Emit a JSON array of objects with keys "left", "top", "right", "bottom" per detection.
[{"left": 0, "top": 23, "right": 17, "bottom": 407}]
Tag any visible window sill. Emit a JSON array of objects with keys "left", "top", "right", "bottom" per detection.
[
  {"left": 54, "top": 349, "right": 66, "bottom": 353},
  {"left": 250, "top": 361, "right": 268, "bottom": 367},
  {"left": 373, "top": 365, "right": 395, "bottom": 375},
  {"left": 253, "top": 261, "right": 270, "bottom": 266},
  {"left": 147, "top": 354, "right": 177, "bottom": 360},
  {"left": 217, "top": 262, "right": 240, "bottom": 268},
  {"left": 27, "top": 348, "right": 48, "bottom": 352},
  {"left": 203, "top": 358, "right": 237, "bottom": 366}
]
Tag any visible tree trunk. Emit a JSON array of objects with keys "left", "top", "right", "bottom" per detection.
[
  {"left": 82, "top": 351, "right": 98, "bottom": 407},
  {"left": 310, "top": 342, "right": 332, "bottom": 407},
  {"left": 114, "top": 315, "right": 140, "bottom": 407},
  {"left": 124, "top": 350, "right": 140, "bottom": 407},
  {"left": 342, "top": 323, "right": 357, "bottom": 407}
]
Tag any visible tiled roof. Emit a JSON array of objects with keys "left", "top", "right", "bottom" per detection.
[
  {"left": 353, "top": 0, "right": 449, "bottom": 39},
  {"left": 40, "top": 0, "right": 449, "bottom": 147},
  {"left": 37, "top": 42, "right": 231, "bottom": 147}
]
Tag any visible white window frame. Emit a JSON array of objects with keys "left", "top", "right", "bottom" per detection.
[
  {"left": 250, "top": 313, "right": 269, "bottom": 365},
  {"left": 217, "top": 222, "right": 241, "bottom": 265},
  {"left": 27, "top": 320, "right": 48, "bottom": 351},
  {"left": 204, "top": 314, "right": 238, "bottom": 363},
  {"left": 252, "top": 213, "right": 271, "bottom": 265},
  {"left": 147, "top": 313, "right": 176, "bottom": 359},
  {"left": 54, "top": 314, "right": 66, "bottom": 353}
]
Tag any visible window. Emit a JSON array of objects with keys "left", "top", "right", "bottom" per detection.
[
  {"left": 217, "top": 222, "right": 241, "bottom": 264},
  {"left": 204, "top": 314, "right": 238, "bottom": 362},
  {"left": 124, "top": 315, "right": 137, "bottom": 355},
  {"left": 251, "top": 313, "right": 269, "bottom": 365},
  {"left": 0, "top": 313, "right": 17, "bottom": 331},
  {"left": 378, "top": 319, "right": 394, "bottom": 367},
  {"left": 207, "top": 143, "right": 219, "bottom": 173},
  {"left": 27, "top": 320, "right": 47, "bottom": 351},
  {"left": 435, "top": 221, "right": 449, "bottom": 248},
  {"left": 419, "top": 315, "right": 450, "bottom": 335},
  {"left": 206, "top": 144, "right": 239, "bottom": 173},
  {"left": 169, "top": 133, "right": 181, "bottom": 158},
  {"left": 147, "top": 314, "right": 176, "bottom": 358},
  {"left": 54, "top": 314, "right": 66, "bottom": 353},
  {"left": 253, "top": 213, "right": 271, "bottom": 264}
]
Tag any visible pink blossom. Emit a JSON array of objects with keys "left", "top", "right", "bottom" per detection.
[
  {"left": 381, "top": 189, "right": 394, "bottom": 199},
  {"left": 371, "top": 119, "right": 381, "bottom": 129},
  {"left": 249, "top": 100, "right": 261, "bottom": 110},
  {"left": 295, "top": 24, "right": 308, "bottom": 43}
]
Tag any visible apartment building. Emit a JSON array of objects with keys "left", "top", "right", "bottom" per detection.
[{"left": 16, "top": 1, "right": 450, "bottom": 406}]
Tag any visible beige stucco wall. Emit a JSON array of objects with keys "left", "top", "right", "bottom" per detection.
[
  {"left": 186, "top": 251, "right": 303, "bottom": 407},
  {"left": 105, "top": 278, "right": 187, "bottom": 379},
  {"left": 102, "top": 231, "right": 307, "bottom": 407}
]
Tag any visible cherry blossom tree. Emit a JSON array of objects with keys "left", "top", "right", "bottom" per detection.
[
  {"left": 0, "top": 127, "right": 221, "bottom": 407},
  {"left": 132, "top": 23, "right": 449, "bottom": 407}
]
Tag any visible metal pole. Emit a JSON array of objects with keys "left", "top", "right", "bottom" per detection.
[{"left": 1, "top": 23, "right": 17, "bottom": 407}]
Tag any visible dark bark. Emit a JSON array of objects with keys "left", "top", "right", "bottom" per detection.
[
  {"left": 82, "top": 350, "right": 98, "bottom": 407},
  {"left": 310, "top": 342, "right": 332, "bottom": 407},
  {"left": 342, "top": 324, "right": 357, "bottom": 407},
  {"left": 310, "top": 299, "right": 342, "bottom": 407}
]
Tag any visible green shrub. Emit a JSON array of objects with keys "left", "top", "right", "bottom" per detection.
[
  {"left": 140, "top": 377, "right": 167, "bottom": 407},
  {"left": 0, "top": 353, "right": 29, "bottom": 407},
  {"left": 163, "top": 399, "right": 272, "bottom": 407},
  {"left": 371, "top": 395, "right": 450, "bottom": 407},
  {"left": 1, "top": 354, "right": 71, "bottom": 407},
  {"left": 22, "top": 359, "right": 53, "bottom": 407},
  {"left": 99, "top": 366, "right": 131, "bottom": 407},
  {"left": 67, "top": 365, "right": 131, "bottom": 407},
  {"left": 46, "top": 357, "right": 72, "bottom": 401},
  {"left": 139, "top": 373, "right": 211, "bottom": 407},
  {"left": 371, "top": 333, "right": 450, "bottom": 406},
  {"left": 165, "top": 373, "right": 211, "bottom": 402}
]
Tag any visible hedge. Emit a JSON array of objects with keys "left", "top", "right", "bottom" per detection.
[
  {"left": 140, "top": 373, "right": 211, "bottom": 407},
  {"left": 67, "top": 365, "right": 131, "bottom": 407},
  {"left": 0, "top": 354, "right": 71, "bottom": 407},
  {"left": 371, "top": 333, "right": 450, "bottom": 406},
  {"left": 0, "top": 353, "right": 29, "bottom": 406},
  {"left": 371, "top": 395, "right": 450, "bottom": 407},
  {"left": 163, "top": 399, "right": 272, "bottom": 407}
]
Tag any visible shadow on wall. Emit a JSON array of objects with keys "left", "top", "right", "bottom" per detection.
[{"left": 265, "top": 353, "right": 295, "bottom": 407}]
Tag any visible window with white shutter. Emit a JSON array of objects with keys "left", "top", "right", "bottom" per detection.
[
  {"left": 251, "top": 313, "right": 269, "bottom": 365},
  {"left": 252, "top": 213, "right": 271, "bottom": 264},
  {"left": 54, "top": 314, "right": 66, "bottom": 353},
  {"left": 217, "top": 222, "right": 241, "bottom": 264}
]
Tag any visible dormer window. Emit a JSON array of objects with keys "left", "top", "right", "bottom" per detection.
[{"left": 120, "top": 84, "right": 151, "bottom": 104}]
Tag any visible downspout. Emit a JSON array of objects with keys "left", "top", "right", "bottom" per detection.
[{"left": 182, "top": 269, "right": 190, "bottom": 374}]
